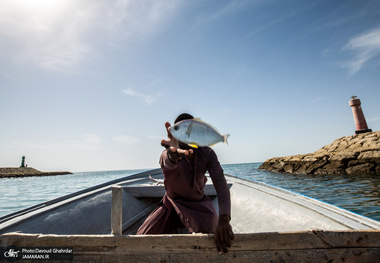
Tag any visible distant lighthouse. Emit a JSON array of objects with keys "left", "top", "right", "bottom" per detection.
[
  {"left": 20, "top": 156, "right": 25, "bottom": 168},
  {"left": 349, "top": 96, "right": 372, "bottom": 134}
]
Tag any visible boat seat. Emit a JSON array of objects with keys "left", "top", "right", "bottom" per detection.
[{"left": 123, "top": 184, "right": 232, "bottom": 198}]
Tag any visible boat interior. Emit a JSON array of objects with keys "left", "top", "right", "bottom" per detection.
[{"left": 0, "top": 169, "right": 379, "bottom": 236}]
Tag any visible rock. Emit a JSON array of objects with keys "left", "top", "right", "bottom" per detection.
[
  {"left": 259, "top": 131, "right": 380, "bottom": 175},
  {"left": 346, "top": 163, "right": 375, "bottom": 175},
  {"left": 0, "top": 167, "right": 72, "bottom": 178}
]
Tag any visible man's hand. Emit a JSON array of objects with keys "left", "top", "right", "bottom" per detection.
[
  {"left": 161, "top": 122, "right": 193, "bottom": 163},
  {"left": 214, "top": 214, "right": 235, "bottom": 254}
]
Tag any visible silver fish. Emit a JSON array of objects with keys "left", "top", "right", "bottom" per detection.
[{"left": 168, "top": 118, "right": 229, "bottom": 148}]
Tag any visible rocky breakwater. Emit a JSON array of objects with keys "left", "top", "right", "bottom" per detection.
[
  {"left": 259, "top": 131, "right": 380, "bottom": 175},
  {"left": 0, "top": 167, "right": 72, "bottom": 178}
]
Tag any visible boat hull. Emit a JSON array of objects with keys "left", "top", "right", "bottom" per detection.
[{"left": 1, "top": 168, "right": 380, "bottom": 262}]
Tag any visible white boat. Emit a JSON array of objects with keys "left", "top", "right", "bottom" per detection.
[{"left": 1, "top": 168, "right": 379, "bottom": 262}]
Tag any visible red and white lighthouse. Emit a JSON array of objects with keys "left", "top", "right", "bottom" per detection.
[{"left": 349, "top": 96, "right": 372, "bottom": 134}]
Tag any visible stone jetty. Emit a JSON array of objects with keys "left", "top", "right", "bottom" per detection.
[
  {"left": 0, "top": 167, "right": 72, "bottom": 178},
  {"left": 259, "top": 131, "right": 380, "bottom": 175}
]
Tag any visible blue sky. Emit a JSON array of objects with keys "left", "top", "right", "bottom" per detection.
[{"left": 1, "top": 0, "right": 379, "bottom": 172}]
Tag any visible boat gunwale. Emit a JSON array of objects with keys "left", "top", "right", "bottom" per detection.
[{"left": 1, "top": 230, "right": 379, "bottom": 254}]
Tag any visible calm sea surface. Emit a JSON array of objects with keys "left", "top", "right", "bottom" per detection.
[{"left": 0, "top": 163, "right": 379, "bottom": 222}]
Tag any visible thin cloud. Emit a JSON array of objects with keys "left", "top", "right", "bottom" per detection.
[
  {"left": 191, "top": 0, "right": 251, "bottom": 31},
  {"left": 113, "top": 135, "right": 141, "bottom": 145},
  {"left": 0, "top": 0, "right": 183, "bottom": 72},
  {"left": 79, "top": 134, "right": 101, "bottom": 145},
  {"left": 0, "top": 0, "right": 92, "bottom": 71},
  {"left": 13, "top": 134, "right": 101, "bottom": 151},
  {"left": 229, "top": 2, "right": 315, "bottom": 49},
  {"left": 340, "top": 27, "right": 380, "bottom": 75},
  {"left": 146, "top": 135, "right": 164, "bottom": 140},
  {"left": 367, "top": 116, "right": 380, "bottom": 122},
  {"left": 122, "top": 88, "right": 160, "bottom": 105},
  {"left": 313, "top": 97, "right": 324, "bottom": 102},
  {"left": 321, "top": 48, "right": 330, "bottom": 56}
]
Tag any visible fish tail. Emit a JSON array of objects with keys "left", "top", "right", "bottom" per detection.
[{"left": 223, "top": 134, "right": 230, "bottom": 146}]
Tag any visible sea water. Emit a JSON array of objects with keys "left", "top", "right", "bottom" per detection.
[{"left": 0, "top": 163, "right": 379, "bottom": 221}]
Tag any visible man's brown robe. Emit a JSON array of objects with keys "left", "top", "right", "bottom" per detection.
[{"left": 137, "top": 147, "right": 231, "bottom": 234}]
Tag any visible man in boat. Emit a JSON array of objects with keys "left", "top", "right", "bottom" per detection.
[{"left": 137, "top": 113, "right": 234, "bottom": 254}]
